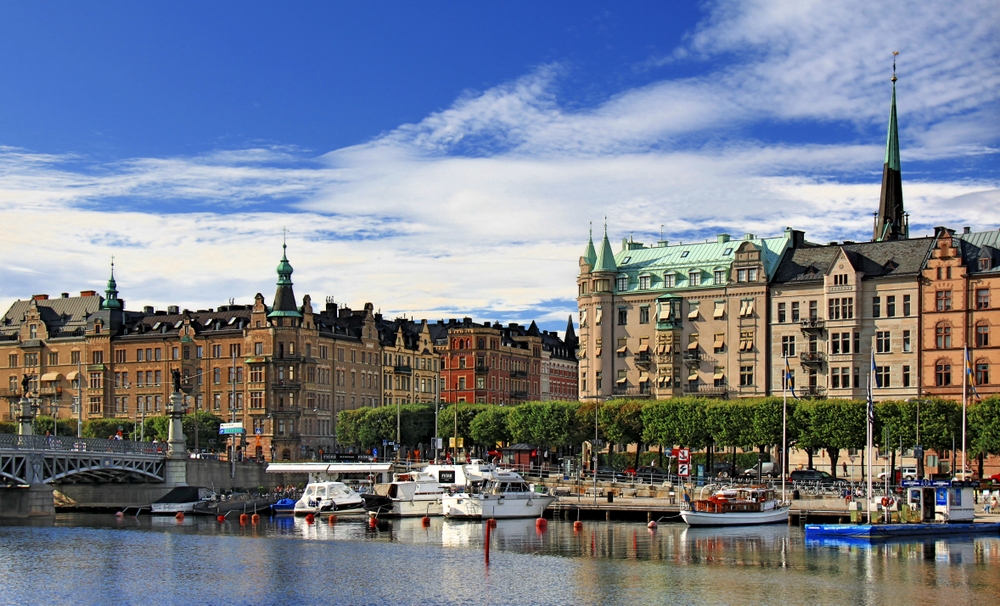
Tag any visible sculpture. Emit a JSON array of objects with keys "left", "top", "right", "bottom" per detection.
[
  {"left": 171, "top": 368, "right": 182, "bottom": 393},
  {"left": 21, "top": 373, "right": 30, "bottom": 395}
]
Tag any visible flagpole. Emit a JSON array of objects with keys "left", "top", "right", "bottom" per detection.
[
  {"left": 782, "top": 356, "right": 787, "bottom": 503},
  {"left": 962, "top": 345, "right": 968, "bottom": 478},
  {"left": 866, "top": 348, "right": 874, "bottom": 524}
]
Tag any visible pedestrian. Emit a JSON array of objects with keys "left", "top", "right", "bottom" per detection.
[
  {"left": 991, "top": 495, "right": 998, "bottom": 515},
  {"left": 842, "top": 462, "right": 848, "bottom": 478}
]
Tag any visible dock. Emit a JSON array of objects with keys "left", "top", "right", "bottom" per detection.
[{"left": 548, "top": 495, "right": 856, "bottom": 524}]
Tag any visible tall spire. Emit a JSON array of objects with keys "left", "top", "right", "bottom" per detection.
[
  {"left": 564, "top": 314, "right": 577, "bottom": 346},
  {"left": 593, "top": 220, "right": 618, "bottom": 273},
  {"left": 873, "top": 52, "right": 906, "bottom": 242},
  {"left": 582, "top": 222, "right": 597, "bottom": 270},
  {"left": 268, "top": 239, "right": 302, "bottom": 318},
  {"left": 101, "top": 257, "right": 123, "bottom": 310}
]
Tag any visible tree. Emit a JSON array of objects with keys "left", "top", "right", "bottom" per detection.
[
  {"left": 508, "top": 401, "right": 584, "bottom": 449},
  {"left": 968, "top": 396, "right": 1000, "bottom": 476},
  {"left": 805, "top": 400, "right": 865, "bottom": 478},
  {"left": 437, "top": 403, "right": 486, "bottom": 449},
  {"left": 399, "top": 403, "right": 436, "bottom": 451},
  {"left": 83, "top": 418, "right": 134, "bottom": 440},
  {"left": 183, "top": 410, "right": 223, "bottom": 451},
  {"left": 469, "top": 405, "right": 511, "bottom": 448}
]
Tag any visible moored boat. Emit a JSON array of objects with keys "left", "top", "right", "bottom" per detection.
[
  {"left": 150, "top": 487, "right": 215, "bottom": 515},
  {"left": 361, "top": 463, "right": 494, "bottom": 517},
  {"left": 271, "top": 497, "right": 297, "bottom": 515},
  {"left": 442, "top": 469, "right": 555, "bottom": 520},
  {"left": 681, "top": 487, "right": 789, "bottom": 526},
  {"left": 294, "top": 481, "right": 365, "bottom": 515}
]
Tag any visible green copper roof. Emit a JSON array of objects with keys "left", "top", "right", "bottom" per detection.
[
  {"left": 276, "top": 243, "right": 294, "bottom": 285},
  {"left": 101, "top": 260, "right": 122, "bottom": 310},
  {"left": 583, "top": 228, "right": 597, "bottom": 269},
  {"left": 269, "top": 242, "right": 302, "bottom": 318},
  {"left": 884, "top": 82, "right": 900, "bottom": 172},
  {"left": 593, "top": 227, "right": 617, "bottom": 273}
]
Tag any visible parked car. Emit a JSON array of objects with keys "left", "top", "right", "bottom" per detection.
[
  {"left": 712, "top": 462, "right": 736, "bottom": 478},
  {"left": 742, "top": 462, "right": 777, "bottom": 477},
  {"left": 789, "top": 469, "right": 837, "bottom": 484},
  {"left": 584, "top": 466, "right": 626, "bottom": 482},
  {"left": 877, "top": 467, "right": 917, "bottom": 481},
  {"left": 987, "top": 473, "right": 1000, "bottom": 483},
  {"left": 625, "top": 466, "right": 669, "bottom": 483}
]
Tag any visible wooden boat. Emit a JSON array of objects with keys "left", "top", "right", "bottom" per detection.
[{"left": 681, "top": 487, "right": 789, "bottom": 526}]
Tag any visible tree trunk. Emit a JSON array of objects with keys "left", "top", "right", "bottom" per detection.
[
  {"left": 707, "top": 441, "right": 714, "bottom": 478},
  {"left": 828, "top": 448, "right": 840, "bottom": 479},
  {"left": 805, "top": 447, "right": 814, "bottom": 470}
]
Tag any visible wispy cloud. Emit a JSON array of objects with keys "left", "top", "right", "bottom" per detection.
[{"left": 1, "top": 1, "right": 998, "bottom": 333}]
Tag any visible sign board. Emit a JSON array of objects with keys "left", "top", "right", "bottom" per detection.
[
  {"left": 678, "top": 463, "right": 690, "bottom": 477},
  {"left": 677, "top": 448, "right": 690, "bottom": 464},
  {"left": 255, "top": 427, "right": 262, "bottom": 435},
  {"left": 372, "top": 448, "right": 378, "bottom": 458},
  {"left": 219, "top": 422, "right": 245, "bottom": 435},
  {"left": 383, "top": 439, "right": 388, "bottom": 446}
]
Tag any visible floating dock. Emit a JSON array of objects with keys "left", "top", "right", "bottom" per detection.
[{"left": 804, "top": 522, "right": 1000, "bottom": 540}]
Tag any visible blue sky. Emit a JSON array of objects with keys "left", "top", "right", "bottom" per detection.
[{"left": 1, "top": 1, "right": 998, "bottom": 333}]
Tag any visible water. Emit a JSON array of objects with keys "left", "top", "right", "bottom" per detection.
[{"left": 1, "top": 514, "right": 997, "bottom": 605}]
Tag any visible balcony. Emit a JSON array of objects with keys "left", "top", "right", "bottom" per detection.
[
  {"left": 682, "top": 350, "right": 701, "bottom": 363},
  {"left": 393, "top": 365, "right": 412, "bottom": 374},
  {"left": 474, "top": 364, "right": 489, "bottom": 374},
  {"left": 683, "top": 384, "right": 729, "bottom": 398},
  {"left": 272, "top": 380, "right": 301, "bottom": 390},
  {"left": 511, "top": 369, "right": 528, "bottom": 378},
  {"left": 612, "top": 385, "right": 652, "bottom": 398},
  {"left": 634, "top": 354, "right": 651, "bottom": 368},
  {"left": 799, "top": 386, "right": 826, "bottom": 397},
  {"left": 800, "top": 319, "right": 825, "bottom": 332},
  {"left": 799, "top": 351, "right": 825, "bottom": 365},
  {"left": 510, "top": 390, "right": 529, "bottom": 400}
]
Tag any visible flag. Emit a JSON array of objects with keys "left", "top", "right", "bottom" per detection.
[
  {"left": 966, "top": 347, "right": 981, "bottom": 401},
  {"left": 866, "top": 349, "right": 876, "bottom": 426},
  {"left": 784, "top": 356, "right": 799, "bottom": 399}
]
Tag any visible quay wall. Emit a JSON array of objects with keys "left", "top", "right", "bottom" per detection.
[{"left": 0, "top": 485, "right": 56, "bottom": 518}]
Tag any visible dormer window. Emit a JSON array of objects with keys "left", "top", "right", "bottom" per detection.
[
  {"left": 616, "top": 276, "right": 629, "bottom": 291},
  {"left": 688, "top": 270, "right": 701, "bottom": 286},
  {"left": 980, "top": 258, "right": 991, "bottom": 271},
  {"left": 833, "top": 274, "right": 848, "bottom": 285},
  {"left": 638, "top": 274, "right": 651, "bottom": 290},
  {"left": 663, "top": 273, "right": 675, "bottom": 288}
]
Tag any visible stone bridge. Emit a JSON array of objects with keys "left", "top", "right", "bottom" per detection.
[{"left": 0, "top": 433, "right": 165, "bottom": 485}]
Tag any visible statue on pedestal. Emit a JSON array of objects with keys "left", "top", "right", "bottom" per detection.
[{"left": 171, "top": 369, "right": 182, "bottom": 393}]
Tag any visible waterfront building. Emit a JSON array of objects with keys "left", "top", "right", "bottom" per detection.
[
  {"left": 920, "top": 226, "right": 1000, "bottom": 400},
  {"left": 576, "top": 227, "right": 801, "bottom": 401},
  {"left": 539, "top": 317, "right": 579, "bottom": 401},
  {"left": 376, "top": 316, "right": 441, "bottom": 406}
]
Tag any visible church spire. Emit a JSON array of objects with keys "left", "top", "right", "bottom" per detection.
[
  {"left": 593, "top": 220, "right": 617, "bottom": 274},
  {"left": 582, "top": 223, "right": 597, "bottom": 270},
  {"left": 564, "top": 314, "right": 577, "bottom": 347},
  {"left": 101, "top": 257, "right": 123, "bottom": 310},
  {"left": 873, "top": 52, "right": 907, "bottom": 242}
]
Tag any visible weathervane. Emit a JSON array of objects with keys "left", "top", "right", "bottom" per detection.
[{"left": 892, "top": 51, "right": 898, "bottom": 83}]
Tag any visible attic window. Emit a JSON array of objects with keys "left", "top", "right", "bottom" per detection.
[
  {"left": 680, "top": 251, "right": 690, "bottom": 258},
  {"left": 723, "top": 248, "right": 733, "bottom": 255},
  {"left": 621, "top": 256, "right": 631, "bottom": 264},
  {"left": 228, "top": 317, "right": 237, "bottom": 325},
  {"left": 980, "top": 258, "right": 991, "bottom": 271}
]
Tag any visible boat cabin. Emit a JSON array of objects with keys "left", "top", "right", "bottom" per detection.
[
  {"left": 902, "top": 480, "right": 976, "bottom": 523},
  {"left": 691, "top": 488, "right": 778, "bottom": 513}
]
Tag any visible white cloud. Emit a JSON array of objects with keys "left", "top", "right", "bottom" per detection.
[{"left": 1, "top": 2, "right": 998, "bottom": 331}]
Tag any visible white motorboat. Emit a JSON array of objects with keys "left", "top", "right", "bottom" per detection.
[
  {"left": 151, "top": 486, "right": 215, "bottom": 515},
  {"left": 442, "top": 469, "right": 556, "bottom": 520},
  {"left": 361, "top": 463, "right": 493, "bottom": 517},
  {"left": 294, "top": 481, "right": 365, "bottom": 515},
  {"left": 681, "top": 487, "right": 789, "bottom": 526}
]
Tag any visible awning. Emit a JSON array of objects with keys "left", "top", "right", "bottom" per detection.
[
  {"left": 687, "top": 371, "right": 699, "bottom": 381},
  {"left": 580, "top": 310, "right": 588, "bottom": 326},
  {"left": 616, "top": 376, "right": 628, "bottom": 384},
  {"left": 713, "top": 369, "right": 725, "bottom": 379},
  {"left": 40, "top": 372, "right": 62, "bottom": 381},
  {"left": 595, "top": 309, "right": 603, "bottom": 324},
  {"left": 687, "top": 307, "right": 699, "bottom": 319},
  {"left": 687, "top": 341, "right": 699, "bottom": 350},
  {"left": 714, "top": 302, "right": 725, "bottom": 319},
  {"left": 616, "top": 345, "right": 627, "bottom": 354},
  {"left": 637, "top": 344, "right": 649, "bottom": 353},
  {"left": 745, "top": 300, "right": 755, "bottom": 316},
  {"left": 66, "top": 371, "right": 80, "bottom": 380},
  {"left": 638, "top": 372, "right": 649, "bottom": 382},
  {"left": 594, "top": 347, "right": 602, "bottom": 357},
  {"left": 713, "top": 335, "right": 724, "bottom": 348},
  {"left": 739, "top": 300, "right": 748, "bottom": 316}
]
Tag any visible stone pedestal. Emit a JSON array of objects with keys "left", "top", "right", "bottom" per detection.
[
  {"left": 18, "top": 397, "right": 34, "bottom": 436},
  {"left": 164, "top": 459, "right": 188, "bottom": 487},
  {"left": 166, "top": 392, "right": 186, "bottom": 459}
]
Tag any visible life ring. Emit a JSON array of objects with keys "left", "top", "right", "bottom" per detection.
[{"left": 881, "top": 496, "right": 893, "bottom": 508}]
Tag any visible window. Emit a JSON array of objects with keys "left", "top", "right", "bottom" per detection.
[
  {"left": 230, "top": 343, "right": 241, "bottom": 357},
  {"left": 902, "top": 330, "right": 911, "bottom": 352},
  {"left": 213, "top": 368, "right": 221, "bottom": 384},
  {"left": 89, "top": 396, "right": 101, "bottom": 414},
  {"left": 791, "top": 302, "right": 800, "bottom": 322},
  {"left": 172, "top": 347, "right": 179, "bottom": 360},
  {"left": 936, "top": 291, "right": 952, "bottom": 311},
  {"left": 596, "top": 371, "right": 602, "bottom": 391},
  {"left": 638, "top": 275, "right": 650, "bottom": 290},
  {"left": 854, "top": 332, "right": 860, "bottom": 354},
  {"left": 92, "top": 351, "right": 103, "bottom": 364},
  {"left": 680, "top": 251, "right": 689, "bottom": 258},
  {"left": 154, "top": 348, "right": 162, "bottom": 361},
  {"left": 713, "top": 367, "right": 726, "bottom": 388},
  {"left": 903, "top": 294, "right": 911, "bottom": 316},
  {"left": 875, "top": 366, "right": 890, "bottom": 388},
  {"left": 616, "top": 338, "right": 627, "bottom": 358},
  {"left": 183, "top": 346, "right": 190, "bottom": 360},
  {"left": 777, "top": 302, "right": 786, "bottom": 323},
  {"left": 89, "top": 372, "right": 102, "bottom": 389},
  {"left": 935, "top": 362, "right": 951, "bottom": 386},
  {"left": 872, "top": 296, "right": 881, "bottom": 318},
  {"left": 976, "top": 323, "right": 989, "bottom": 347},
  {"left": 980, "top": 258, "right": 991, "bottom": 271},
  {"left": 687, "top": 302, "right": 699, "bottom": 320},
  {"left": 154, "top": 370, "right": 161, "bottom": 386},
  {"left": 24, "top": 353, "right": 38, "bottom": 367},
  {"left": 935, "top": 323, "right": 952, "bottom": 348},
  {"left": 713, "top": 333, "right": 725, "bottom": 353},
  {"left": 688, "top": 270, "right": 700, "bottom": 286},
  {"left": 714, "top": 301, "right": 725, "bottom": 319},
  {"left": 875, "top": 331, "right": 891, "bottom": 353},
  {"left": 976, "top": 362, "right": 989, "bottom": 385},
  {"left": 739, "top": 298, "right": 755, "bottom": 317},
  {"left": 136, "top": 349, "right": 145, "bottom": 362},
  {"left": 740, "top": 365, "right": 753, "bottom": 387},
  {"left": 639, "top": 306, "right": 650, "bottom": 324},
  {"left": 739, "top": 331, "right": 754, "bottom": 351},
  {"left": 71, "top": 351, "right": 81, "bottom": 364},
  {"left": 616, "top": 276, "right": 628, "bottom": 291},
  {"left": 617, "top": 309, "right": 628, "bottom": 325},
  {"left": 736, "top": 268, "right": 758, "bottom": 283},
  {"left": 595, "top": 337, "right": 602, "bottom": 358},
  {"left": 831, "top": 367, "right": 851, "bottom": 389},
  {"left": 663, "top": 273, "right": 675, "bottom": 288},
  {"left": 886, "top": 296, "right": 896, "bottom": 317},
  {"left": 902, "top": 365, "right": 910, "bottom": 387},
  {"left": 977, "top": 289, "right": 990, "bottom": 309},
  {"left": 828, "top": 298, "right": 854, "bottom": 320},
  {"left": 48, "top": 352, "right": 58, "bottom": 366},
  {"left": 808, "top": 300, "right": 818, "bottom": 320},
  {"left": 194, "top": 346, "right": 202, "bottom": 359},
  {"left": 781, "top": 335, "right": 796, "bottom": 357},
  {"left": 9, "top": 354, "right": 18, "bottom": 367},
  {"left": 833, "top": 274, "right": 848, "bottom": 285},
  {"left": 714, "top": 269, "right": 726, "bottom": 285}
]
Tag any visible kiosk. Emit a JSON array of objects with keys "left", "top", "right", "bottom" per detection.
[{"left": 903, "top": 479, "right": 976, "bottom": 523}]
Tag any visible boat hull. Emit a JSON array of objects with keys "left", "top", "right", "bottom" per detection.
[
  {"left": 681, "top": 506, "right": 790, "bottom": 526},
  {"left": 805, "top": 522, "right": 1000, "bottom": 540},
  {"left": 361, "top": 493, "right": 443, "bottom": 517},
  {"left": 443, "top": 494, "right": 556, "bottom": 519}
]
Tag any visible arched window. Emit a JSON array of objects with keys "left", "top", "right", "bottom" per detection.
[
  {"left": 935, "top": 323, "right": 952, "bottom": 349},
  {"left": 975, "top": 359, "right": 989, "bottom": 385},
  {"left": 976, "top": 322, "right": 989, "bottom": 347},
  {"left": 935, "top": 360, "right": 952, "bottom": 386},
  {"left": 478, "top": 338, "right": 485, "bottom": 349}
]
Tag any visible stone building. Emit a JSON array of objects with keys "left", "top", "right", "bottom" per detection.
[
  {"left": 376, "top": 316, "right": 441, "bottom": 406},
  {"left": 920, "top": 226, "right": 1000, "bottom": 400},
  {"left": 576, "top": 227, "right": 800, "bottom": 401},
  {"left": 538, "top": 317, "right": 579, "bottom": 401}
]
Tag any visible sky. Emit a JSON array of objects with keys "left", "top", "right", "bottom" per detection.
[{"left": 1, "top": 1, "right": 998, "bottom": 335}]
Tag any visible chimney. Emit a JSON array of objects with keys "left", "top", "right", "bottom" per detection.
[
  {"left": 32, "top": 294, "right": 49, "bottom": 300},
  {"left": 963, "top": 226, "right": 971, "bottom": 234},
  {"left": 61, "top": 293, "right": 69, "bottom": 298},
  {"left": 80, "top": 290, "right": 97, "bottom": 297},
  {"left": 167, "top": 305, "right": 179, "bottom": 314},
  {"left": 143, "top": 306, "right": 154, "bottom": 314},
  {"left": 743, "top": 233, "right": 756, "bottom": 241},
  {"left": 717, "top": 234, "right": 731, "bottom": 244}
]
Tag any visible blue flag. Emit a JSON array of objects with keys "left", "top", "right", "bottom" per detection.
[
  {"left": 784, "top": 356, "right": 799, "bottom": 400},
  {"left": 966, "top": 347, "right": 981, "bottom": 401}
]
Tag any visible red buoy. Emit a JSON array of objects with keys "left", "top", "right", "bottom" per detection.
[
  {"left": 573, "top": 520, "right": 584, "bottom": 532},
  {"left": 421, "top": 516, "right": 431, "bottom": 527},
  {"left": 647, "top": 521, "right": 658, "bottom": 530},
  {"left": 488, "top": 518, "right": 497, "bottom": 528},
  {"left": 115, "top": 511, "right": 124, "bottom": 518},
  {"left": 175, "top": 512, "right": 184, "bottom": 521},
  {"left": 251, "top": 513, "right": 261, "bottom": 525},
  {"left": 305, "top": 513, "right": 315, "bottom": 524},
  {"left": 217, "top": 515, "right": 226, "bottom": 523},
  {"left": 240, "top": 513, "right": 249, "bottom": 525},
  {"left": 535, "top": 517, "right": 548, "bottom": 530},
  {"left": 369, "top": 516, "right": 377, "bottom": 529},
  {"left": 328, "top": 515, "right": 337, "bottom": 525}
]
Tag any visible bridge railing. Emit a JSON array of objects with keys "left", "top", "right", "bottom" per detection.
[{"left": 0, "top": 433, "right": 162, "bottom": 456}]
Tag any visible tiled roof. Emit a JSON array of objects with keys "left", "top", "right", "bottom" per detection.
[
  {"left": 0, "top": 295, "right": 102, "bottom": 338},
  {"left": 772, "top": 237, "right": 934, "bottom": 284}
]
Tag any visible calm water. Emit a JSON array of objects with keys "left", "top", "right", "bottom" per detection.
[{"left": 1, "top": 514, "right": 998, "bottom": 605}]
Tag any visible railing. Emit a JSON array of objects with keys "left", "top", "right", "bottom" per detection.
[
  {"left": 612, "top": 386, "right": 652, "bottom": 397},
  {"left": 510, "top": 370, "right": 528, "bottom": 378},
  {"left": 393, "top": 365, "right": 412, "bottom": 374},
  {"left": 682, "top": 351, "right": 701, "bottom": 362},
  {"left": 0, "top": 433, "right": 163, "bottom": 456},
  {"left": 800, "top": 352, "right": 825, "bottom": 364},
  {"left": 800, "top": 386, "right": 826, "bottom": 397},
  {"left": 474, "top": 364, "right": 489, "bottom": 373},
  {"left": 800, "top": 319, "right": 825, "bottom": 330},
  {"left": 272, "top": 380, "right": 301, "bottom": 389},
  {"left": 683, "top": 385, "right": 729, "bottom": 396}
]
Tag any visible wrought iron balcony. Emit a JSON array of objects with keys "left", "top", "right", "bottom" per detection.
[
  {"left": 612, "top": 385, "right": 652, "bottom": 397},
  {"left": 799, "top": 351, "right": 825, "bottom": 365},
  {"left": 682, "top": 350, "right": 701, "bottom": 362},
  {"left": 474, "top": 364, "right": 490, "bottom": 374},
  {"left": 393, "top": 365, "right": 412, "bottom": 374},
  {"left": 510, "top": 369, "right": 528, "bottom": 378},
  {"left": 682, "top": 384, "right": 729, "bottom": 397},
  {"left": 800, "top": 319, "right": 825, "bottom": 331}
]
